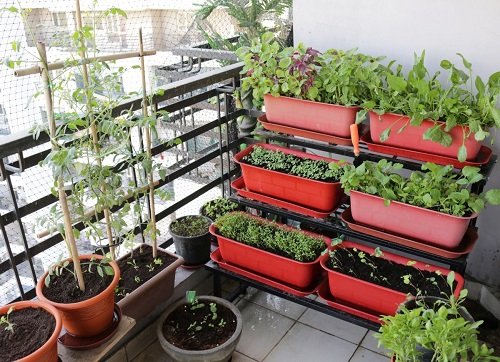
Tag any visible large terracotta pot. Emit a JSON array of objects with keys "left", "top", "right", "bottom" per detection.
[
  {"left": 0, "top": 300, "right": 62, "bottom": 362},
  {"left": 36, "top": 254, "right": 120, "bottom": 338}
]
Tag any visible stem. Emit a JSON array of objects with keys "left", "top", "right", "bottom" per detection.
[
  {"left": 38, "top": 42, "right": 85, "bottom": 292},
  {"left": 139, "top": 28, "right": 158, "bottom": 258},
  {"left": 75, "top": 0, "right": 116, "bottom": 259}
]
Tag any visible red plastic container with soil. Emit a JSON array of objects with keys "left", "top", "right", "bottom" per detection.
[
  {"left": 209, "top": 223, "right": 328, "bottom": 289},
  {"left": 349, "top": 191, "right": 475, "bottom": 248},
  {"left": 369, "top": 111, "right": 481, "bottom": 161},
  {"left": 320, "top": 241, "right": 464, "bottom": 316},
  {"left": 264, "top": 94, "right": 359, "bottom": 137},
  {"left": 234, "top": 143, "right": 344, "bottom": 212}
]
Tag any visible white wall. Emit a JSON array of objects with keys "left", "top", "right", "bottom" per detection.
[{"left": 294, "top": 0, "right": 500, "bottom": 288}]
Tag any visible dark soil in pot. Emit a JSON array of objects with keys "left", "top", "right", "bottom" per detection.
[
  {"left": 42, "top": 262, "right": 113, "bottom": 303},
  {"left": 327, "top": 248, "right": 454, "bottom": 296},
  {"left": 0, "top": 307, "right": 55, "bottom": 361},
  {"left": 115, "top": 244, "right": 178, "bottom": 302},
  {"left": 162, "top": 301, "right": 237, "bottom": 350}
]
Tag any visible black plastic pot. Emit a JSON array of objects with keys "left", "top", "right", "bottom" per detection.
[{"left": 169, "top": 215, "right": 212, "bottom": 267}]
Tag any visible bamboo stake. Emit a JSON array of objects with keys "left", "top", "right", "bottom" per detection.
[
  {"left": 37, "top": 42, "right": 85, "bottom": 292},
  {"left": 138, "top": 28, "right": 158, "bottom": 258},
  {"left": 75, "top": 0, "right": 116, "bottom": 260},
  {"left": 14, "top": 50, "right": 156, "bottom": 77}
]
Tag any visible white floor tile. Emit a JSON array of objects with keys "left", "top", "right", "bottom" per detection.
[
  {"left": 298, "top": 308, "right": 368, "bottom": 344},
  {"left": 349, "top": 347, "right": 391, "bottom": 362},
  {"left": 130, "top": 340, "right": 172, "bottom": 362},
  {"left": 232, "top": 351, "right": 259, "bottom": 362},
  {"left": 263, "top": 322, "right": 357, "bottom": 362},
  {"left": 236, "top": 299, "right": 295, "bottom": 361},
  {"left": 245, "top": 291, "right": 308, "bottom": 320},
  {"left": 360, "top": 331, "right": 391, "bottom": 357}
]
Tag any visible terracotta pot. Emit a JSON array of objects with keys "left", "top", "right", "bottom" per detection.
[
  {"left": 117, "top": 244, "right": 184, "bottom": 320},
  {"left": 234, "top": 143, "right": 344, "bottom": 212},
  {"left": 369, "top": 111, "right": 481, "bottom": 161},
  {"left": 210, "top": 219, "right": 328, "bottom": 289},
  {"left": 349, "top": 191, "right": 476, "bottom": 248},
  {"left": 0, "top": 301, "right": 62, "bottom": 362},
  {"left": 36, "top": 254, "right": 120, "bottom": 338},
  {"left": 157, "top": 296, "right": 242, "bottom": 362},
  {"left": 319, "top": 241, "right": 464, "bottom": 316},
  {"left": 264, "top": 94, "right": 359, "bottom": 137}
]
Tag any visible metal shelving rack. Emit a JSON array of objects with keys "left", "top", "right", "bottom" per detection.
[{"left": 205, "top": 129, "right": 497, "bottom": 331}]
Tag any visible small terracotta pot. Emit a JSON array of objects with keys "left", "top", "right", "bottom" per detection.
[
  {"left": 36, "top": 254, "right": 120, "bottom": 338},
  {"left": 0, "top": 300, "right": 62, "bottom": 362}
]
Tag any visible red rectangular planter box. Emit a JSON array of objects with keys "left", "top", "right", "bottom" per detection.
[
  {"left": 320, "top": 241, "right": 464, "bottom": 316},
  {"left": 369, "top": 111, "right": 481, "bottom": 161},
  {"left": 234, "top": 143, "right": 344, "bottom": 212},
  {"left": 209, "top": 222, "right": 327, "bottom": 289},
  {"left": 350, "top": 191, "right": 476, "bottom": 248},
  {"left": 264, "top": 94, "right": 359, "bottom": 137}
]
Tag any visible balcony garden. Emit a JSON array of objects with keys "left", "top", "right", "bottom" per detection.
[{"left": 1, "top": 1, "right": 500, "bottom": 362}]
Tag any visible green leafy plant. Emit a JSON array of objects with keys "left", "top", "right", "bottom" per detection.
[
  {"left": 170, "top": 216, "right": 211, "bottom": 237},
  {"left": 243, "top": 145, "right": 346, "bottom": 182},
  {"left": 0, "top": 307, "right": 15, "bottom": 333},
  {"left": 236, "top": 32, "right": 386, "bottom": 108},
  {"left": 339, "top": 159, "right": 500, "bottom": 216},
  {"left": 376, "top": 273, "right": 500, "bottom": 362},
  {"left": 358, "top": 51, "right": 500, "bottom": 161},
  {"left": 44, "top": 256, "right": 115, "bottom": 288},
  {"left": 195, "top": 0, "right": 292, "bottom": 54},
  {"left": 215, "top": 211, "right": 326, "bottom": 262},
  {"left": 201, "top": 197, "right": 240, "bottom": 221}
]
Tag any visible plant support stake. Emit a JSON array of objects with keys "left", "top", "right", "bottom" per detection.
[
  {"left": 139, "top": 28, "right": 159, "bottom": 258},
  {"left": 75, "top": 0, "right": 116, "bottom": 259},
  {"left": 37, "top": 42, "right": 85, "bottom": 292}
]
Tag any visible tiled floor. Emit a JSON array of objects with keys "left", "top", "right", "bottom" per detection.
[{"left": 130, "top": 287, "right": 391, "bottom": 362}]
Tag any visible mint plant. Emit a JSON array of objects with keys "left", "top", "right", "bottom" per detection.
[
  {"left": 376, "top": 273, "right": 500, "bottom": 362},
  {"left": 215, "top": 212, "right": 326, "bottom": 262},
  {"left": 340, "top": 159, "right": 500, "bottom": 216},
  {"left": 243, "top": 146, "right": 346, "bottom": 182}
]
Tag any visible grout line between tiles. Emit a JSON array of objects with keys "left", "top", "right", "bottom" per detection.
[{"left": 260, "top": 320, "right": 299, "bottom": 362}]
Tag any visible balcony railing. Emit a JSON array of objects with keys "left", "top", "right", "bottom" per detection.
[{"left": 0, "top": 62, "right": 245, "bottom": 305}]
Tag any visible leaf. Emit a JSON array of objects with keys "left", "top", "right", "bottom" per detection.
[
  {"left": 104, "top": 266, "right": 115, "bottom": 276},
  {"left": 475, "top": 76, "right": 485, "bottom": 93},
  {"left": 379, "top": 128, "right": 391, "bottom": 142},
  {"left": 456, "top": 53, "right": 472, "bottom": 71},
  {"left": 457, "top": 145, "right": 467, "bottom": 162},
  {"left": 386, "top": 74, "right": 407, "bottom": 92},
  {"left": 11, "top": 41, "right": 20, "bottom": 52},
  {"left": 355, "top": 109, "right": 367, "bottom": 124},
  {"left": 186, "top": 290, "right": 197, "bottom": 304},
  {"left": 97, "top": 266, "right": 104, "bottom": 277},
  {"left": 447, "top": 271, "right": 455, "bottom": 288},
  {"left": 44, "top": 275, "right": 51, "bottom": 288},
  {"left": 440, "top": 59, "right": 452, "bottom": 70},
  {"left": 485, "top": 189, "right": 500, "bottom": 205}
]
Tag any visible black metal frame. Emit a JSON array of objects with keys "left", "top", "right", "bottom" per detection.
[
  {"left": 205, "top": 125, "right": 497, "bottom": 331},
  {"left": 0, "top": 63, "right": 244, "bottom": 304}
]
